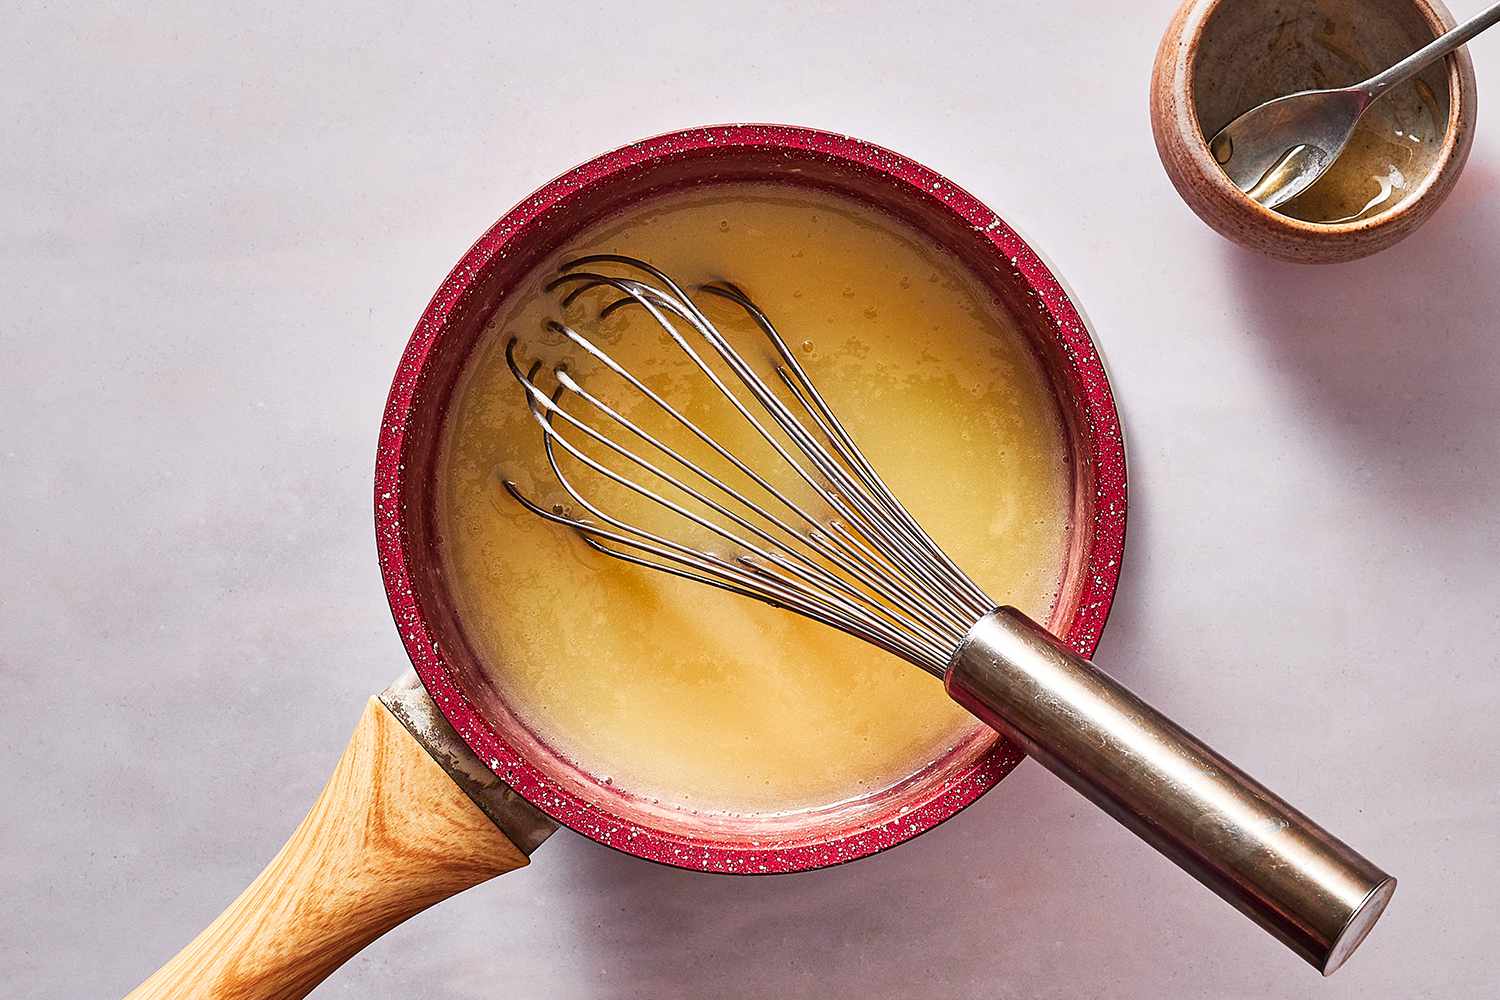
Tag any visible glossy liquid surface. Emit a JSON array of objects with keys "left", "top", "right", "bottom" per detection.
[
  {"left": 1278, "top": 78, "right": 1443, "bottom": 223},
  {"left": 436, "top": 184, "right": 1071, "bottom": 816}
]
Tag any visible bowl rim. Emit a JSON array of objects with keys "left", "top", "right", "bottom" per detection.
[
  {"left": 1175, "top": 0, "right": 1474, "bottom": 237},
  {"left": 374, "top": 124, "right": 1128, "bottom": 874}
]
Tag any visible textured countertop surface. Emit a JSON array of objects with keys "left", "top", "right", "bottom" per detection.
[{"left": 5, "top": 3, "right": 1498, "bottom": 997}]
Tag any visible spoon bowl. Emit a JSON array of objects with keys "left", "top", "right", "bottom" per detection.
[{"left": 1210, "top": 88, "right": 1367, "bottom": 208}]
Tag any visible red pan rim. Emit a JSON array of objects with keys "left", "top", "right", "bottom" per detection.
[{"left": 374, "top": 124, "right": 1127, "bottom": 874}]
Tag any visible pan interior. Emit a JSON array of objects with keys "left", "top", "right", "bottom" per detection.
[{"left": 432, "top": 181, "right": 1074, "bottom": 840}]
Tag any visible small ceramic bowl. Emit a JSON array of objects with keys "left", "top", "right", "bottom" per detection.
[{"left": 1151, "top": 0, "right": 1477, "bottom": 263}]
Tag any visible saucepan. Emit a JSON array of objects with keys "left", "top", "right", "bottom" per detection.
[{"left": 126, "top": 124, "right": 1127, "bottom": 998}]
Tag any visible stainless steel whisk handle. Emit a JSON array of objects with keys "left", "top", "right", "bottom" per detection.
[{"left": 946, "top": 608, "right": 1395, "bottom": 976}]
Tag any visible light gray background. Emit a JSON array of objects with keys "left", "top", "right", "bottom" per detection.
[{"left": 4, "top": 2, "right": 1498, "bottom": 997}]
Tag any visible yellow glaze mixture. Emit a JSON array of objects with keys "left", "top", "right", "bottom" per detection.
[{"left": 437, "top": 183, "right": 1072, "bottom": 816}]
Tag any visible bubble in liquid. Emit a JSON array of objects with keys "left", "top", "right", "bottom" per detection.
[
  {"left": 800, "top": 339, "right": 815, "bottom": 354},
  {"left": 719, "top": 219, "right": 730, "bottom": 232}
]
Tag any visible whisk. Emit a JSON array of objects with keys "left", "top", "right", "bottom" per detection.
[{"left": 503, "top": 255, "right": 1393, "bottom": 975}]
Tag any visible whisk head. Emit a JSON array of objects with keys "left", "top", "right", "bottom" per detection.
[{"left": 502, "top": 255, "right": 997, "bottom": 677}]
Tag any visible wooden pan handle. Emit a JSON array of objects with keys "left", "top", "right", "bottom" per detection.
[{"left": 125, "top": 697, "right": 529, "bottom": 1000}]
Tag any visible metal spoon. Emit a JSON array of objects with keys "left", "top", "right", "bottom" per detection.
[{"left": 1210, "top": 1, "right": 1500, "bottom": 210}]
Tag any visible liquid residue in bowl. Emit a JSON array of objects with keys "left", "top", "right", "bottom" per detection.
[
  {"left": 435, "top": 183, "right": 1071, "bottom": 818},
  {"left": 1193, "top": 5, "right": 1451, "bottom": 227},
  {"left": 1277, "top": 76, "right": 1443, "bottom": 223}
]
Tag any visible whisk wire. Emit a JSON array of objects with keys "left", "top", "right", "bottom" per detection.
[
  {"left": 542, "top": 356, "right": 961, "bottom": 659},
  {"left": 697, "top": 283, "right": 993, "bottom": 619},
  {"left": 502, "top": 483, "right": 946, "bottom": 670},
  {"left": 503, "top": 255, "right": 997, "bottom": 674},
  {"left": 711, "top": 283, "right": 995, "bottom": 617},
  {"left": 527, "top": 313, "right": 967, "bottom": 648},
  {"left": 545, "top": 278, "right": 978, "bottom": 639}
]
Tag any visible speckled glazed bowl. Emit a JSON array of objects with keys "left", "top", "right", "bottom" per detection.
[
  {"left": 1152, "top": 0, "right": 1477, "bottom": 263},
  {"left": 376, "top": 125, "right": 1127, "bottom": 873}
]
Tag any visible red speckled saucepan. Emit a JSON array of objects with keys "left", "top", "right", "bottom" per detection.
[{"left": 126, "top": 126, "right": 1126, "bottom": 999}]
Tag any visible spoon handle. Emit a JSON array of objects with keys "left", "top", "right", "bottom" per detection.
[{"left": 1360, "top": 0, "right": 1500, "bottom": 99}]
